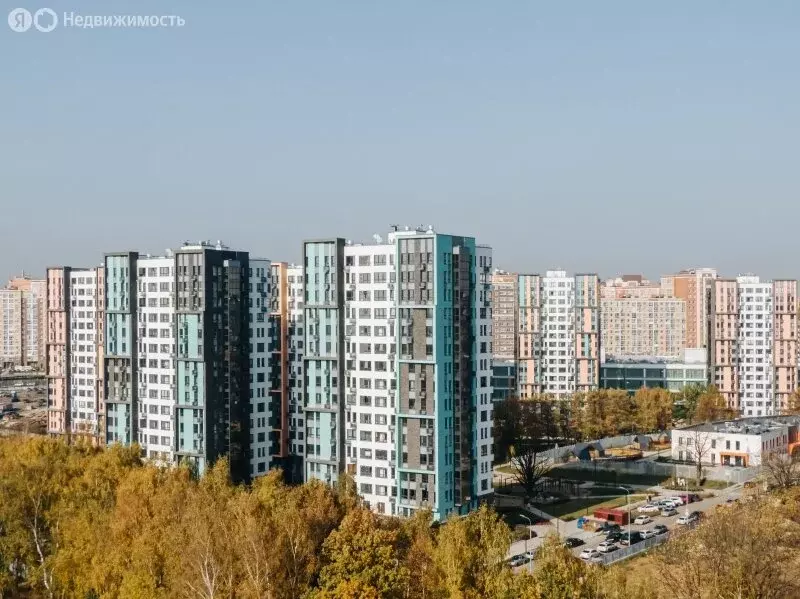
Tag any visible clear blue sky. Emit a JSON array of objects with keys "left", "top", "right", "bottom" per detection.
[{"left": 2, "top": 1, "right": 799, "bottom": 282}]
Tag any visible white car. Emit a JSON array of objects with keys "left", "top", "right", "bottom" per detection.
[
  {"left": 641, "top": 528, "right": 656, "bottom": 539},
  {"left": 661, "top": 507, "right": 678, "bottom": 517},
  {"left": 633, "top": 515, "right": 652, "bottom": 525},
  {"left": 597, "top": 540, "right": 618, "bottom": 553},
  {"left": 665, "top": 496, "right": 685, "bottom": 506},
  {"left": 676, "top": 513, "right": 699, "bottom": 525},
  {"left": 580, "top": 548, "right": 601, "bottom": 561},
  {"left": 638, "top": 503, "right": 661, "bottom": 514}
]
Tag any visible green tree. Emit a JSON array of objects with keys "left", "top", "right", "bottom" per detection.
[{"left": 673, "top": 383, "right": 707, "bottom": 423}]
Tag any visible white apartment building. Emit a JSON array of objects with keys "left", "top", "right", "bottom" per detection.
[
  {"left": 541, "top": 271, "right": 576, "bottom": 395},
  {"left": 737, "top": 277, "right": 774, "bottom": 414},
  {"left": 518, "top": 270, "right": 601, "bottom": 398},
  {"left": 135, "top": 257, "right": 177, "bottom": 464},
  {"left": 303, "top": 229, "right": 493, "bottom": 519},
  {"left": 249, "top": 258, "right": 272, "bottom": 477},
  {"left": 344, "top": 242, "right": 396, "bottom": 512},
  {"left": 286, "top": 265, "right": 305, "bottom": 480},
  {"left": 68, "top": 270, "right": 104, "bottom": 436}
]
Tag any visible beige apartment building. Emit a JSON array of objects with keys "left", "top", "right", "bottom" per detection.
[
  {"left": 46, "top": 266, "right": 106, "bottom": 444},
  {"left": 601, "top": 276, "right": 686, "bottom": 359},
  {"left": 0, "top": 275, "right": 46, "bottom": 370},
  {"left": 661, "top": 268, "right": 717, "bottom": 350},
  {"left": 491, "top": 271, "right": 517, "bottom": 360},
  {"left": 709, "top": 276, "right": 797, "bottom": 417}
]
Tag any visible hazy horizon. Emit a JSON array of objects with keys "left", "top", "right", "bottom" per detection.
[{"left": 3, "top": 1, "right": 799, "bottom": 282}]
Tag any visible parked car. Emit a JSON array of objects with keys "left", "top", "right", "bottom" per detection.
[
  {"left": 653, "top": 524, "right": 668, "bottom": 535},
  {"left": 599, "top": 522, "right": 621, "bottom": 533},
  {"left": 564, "top": 537, "right": 584, "bottom": 548},
  {"left": 508, "top": 555, "right": 528, "bottom": 568},
  {"left": 676, "top": 512, "right": 700, "bottom": 525},
  {"left": 524, "top": 550, "right": 535, "bottom": 560},
  {"left": 597, "top": 540, "right": 619, "bottom": 553},
  {"left": 588, "top": 554, "right": 606, "bottom": 565},
  {"left": 580, "top": 548, "right": 601, "bottom": 561},
  {"left": 688, "top": 493, "right": 702, "bottom": 503},
  {"left": 620, "top": 532, "right": 644, "bottom": 546},
  {"left": 604, "top": 531, "right": 623, "bottom": 543},
  {"left": 638, "top": 503, "right": 661, "bottom": 514},
  {"left": 633, "top": 515, "right": 652, "bottom": 525},
  {"left": 661, "top": 507, "right": 678, "bottom": 517},
  {"left": 640, "top": 528, "right": 657, "bottom": 539}
]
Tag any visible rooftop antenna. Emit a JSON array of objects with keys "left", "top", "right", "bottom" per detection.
[{"left": 389, "top": 224, "right": 399, "bottom": 232}]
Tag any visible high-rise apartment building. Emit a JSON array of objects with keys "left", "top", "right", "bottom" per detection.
[
  {"left": 491, "top": 271, "right": 517, "bottom": 361},
  {"left": 301, "top": 228, "right": 493, "bottom": 519},
  {"left": 601, "top": 277, "right": 686, "bottom": 359},
  {"left": 0, "top": 276, "right": 47, "bottom": 370},
  {"left": 517, "top": 271, "right": 600, "bottom": 398},
  {"left": 662, "top": 268, "right": 717, "bottom": 350},
  {"left": 46, "top": 267, "right": 105, "bottom": 444},
  {"left": 268, "top": 262, "right": 305, "bottom": 481},
  {"left": 102, "top": 242, "right": 271, "bottom": 482},
  {"left": 709, "top": 276, "right": 797, "bottom": 416}
]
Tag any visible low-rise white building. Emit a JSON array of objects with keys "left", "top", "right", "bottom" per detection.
[{"left": 671, "top": 416, "right": 800, "bottom": 467}]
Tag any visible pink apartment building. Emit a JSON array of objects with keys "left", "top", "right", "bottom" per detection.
[
  {"left": 709, "top": 276, "right": 797, "bottom": 416},
  {"left": 46, "top": 266, "right": 105, "bottom": 444}
]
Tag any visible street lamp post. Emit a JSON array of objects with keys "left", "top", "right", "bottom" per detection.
[
  {"left": 520, "top": 514, "right": 534, "bottom": 575},
  {"left": 614, "top": 486, "right": 632, "bottom": 544}
]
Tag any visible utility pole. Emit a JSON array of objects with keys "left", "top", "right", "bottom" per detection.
[{"left": 520, "top": 514, "right": 534, "bottom": 575}]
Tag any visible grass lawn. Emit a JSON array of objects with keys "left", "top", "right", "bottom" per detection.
[
  {"left": 534, "top": 495, "right": 633, "bottom": 521},
  {"left": 546, "top": 466, "right": 670, "bottom": 487}
]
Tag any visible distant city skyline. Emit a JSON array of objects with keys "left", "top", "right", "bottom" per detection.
[{"left": 3, "top": 2, "right": 800, "bottom": 282}]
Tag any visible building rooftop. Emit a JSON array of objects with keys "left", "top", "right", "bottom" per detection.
[{"left": 678, "top": 415, "right": 800, "bottom": 435}]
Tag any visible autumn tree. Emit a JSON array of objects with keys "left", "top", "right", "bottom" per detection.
[
  {"left": 673, "top": 383, "right": 707, "bottom": 422},
  {"left": 632, "top": 387, "right": 673, "bottom": 432},
  {"left": 493, "top": 397, "right": 523, "bottom": 463},
  {"left": 684, "top": 429, "right": 714, "bottom": 484},
  {"left": 762, "top": 453, "right": 800, "bottom": 490},
  {"left": 654, "top": 497, "right": 800, "bottom": 599},
  {"left": 603, "top": 390, "right": 636, "bottom": 435},
  {"left": 432, "top": 505, "right": 514, "bottom": 599},
  {"left": 507, "top": 399, "right": 560, "bottom": 497},
  {"left": 693, "top": 386, "right": 736, "bottom": 423},
  {"left": 316, "top": 508, "right": 408, "bottom": 598},
  {"left": 519, "top": 535, "right": 604, "bottom": 599},
  {"left": 782, "top": 389, "right": 800, "bottom": 416}
]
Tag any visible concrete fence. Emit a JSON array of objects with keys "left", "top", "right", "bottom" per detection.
[
  {"left": 534, "top": 434, "right": 664, "bottom": 466},
  {"left": 554, "top": 454, "right": 760, "bottom": 484},
  {"left": 526, "top": 432, "right": 761, "bottom": 484}
]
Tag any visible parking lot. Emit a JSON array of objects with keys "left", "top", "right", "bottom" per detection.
[{"left": 508, "top": 485, "right": 742, "bottom": 570}]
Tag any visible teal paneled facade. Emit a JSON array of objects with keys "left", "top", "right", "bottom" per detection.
[
  {"left": 104, "top": 253, "right": 138, "bottom": 447},
  {"left": 303, "top": 239, "right": 345, "bottom": 485}
]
